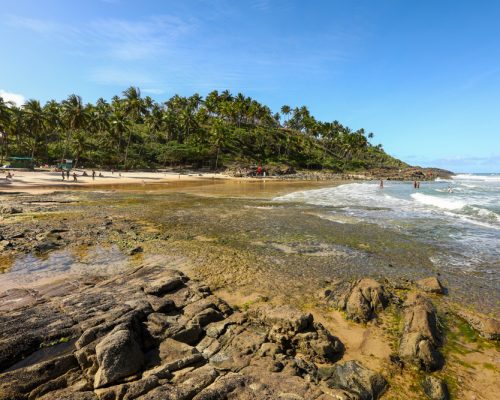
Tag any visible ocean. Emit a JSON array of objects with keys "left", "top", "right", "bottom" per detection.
[{"left": 275, "top": 174, "right": 500, "bottom": 279}]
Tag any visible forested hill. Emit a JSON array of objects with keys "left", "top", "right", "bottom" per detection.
[{"left": 0, "top": 87, "right": 407, "bottom": 171}]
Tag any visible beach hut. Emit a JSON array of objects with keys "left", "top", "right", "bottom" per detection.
[
  {"left": 58, "top": 159, "right": 73, "bottom": 170},
  {"left": 7, "top": 156, "right": 35, "bottom": 169}
]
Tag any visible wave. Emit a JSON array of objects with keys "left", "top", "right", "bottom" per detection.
[
  {"left": 411, "top": 192, "right": 466, "bottom": 210},
  {"left": 453, "top": 174, "right": 500, "bottom": 182}
]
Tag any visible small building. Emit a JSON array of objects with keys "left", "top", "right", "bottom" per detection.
[
  {"left": 58, "top": 159, "right": 73, "bottom": 171},
  {"left": 7, "top": 157, "right": 35, "bottom": 169}
]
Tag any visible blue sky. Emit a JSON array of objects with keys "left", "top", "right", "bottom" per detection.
[{"left": 1, "top": 0, "right": 499, "bottom": 172}]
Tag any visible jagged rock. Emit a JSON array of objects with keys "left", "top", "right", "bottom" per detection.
[
  {"left": 345, "top": 279, "right": 388, "bottom": 322},
  {"left": 144, "top": 271, "right": 186, "bottom": 296},
  {"left": 422, "top": 376, "right": 449, "bottom": 400},
  {"left": 192, "top": 372, "right": 248, "bottom": 399},
  {"left": 253, "top": 305, "right": 313, "bottom": 342},
  {"left": 0, "top": 354, "right": 78, "bottom": 400},
  {"left": 94, "top": 328, "right": 144, "bottom": 388},
  {"left": 416, "top": 277, "right": 445, "bottom": 294},
  {"left": 94, "top": 375, "right": 159, "bottom": 400},
  {"left": 293, "top": 322, "right": 343, "bottom": 363},
  {"left": 456, "top": 310, "right": 500, "bottom": 340},
  {"left": 399, "top": 293, "right": 443, "bottom": 371},
  {"left": 320, "top": 360, "right": 387, "bottom": 400}
]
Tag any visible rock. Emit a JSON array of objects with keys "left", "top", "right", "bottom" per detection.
[
  {"left": 0, "top": 206, "right": 22, "bottom": 214},
  {"left": 93, "top": 328, "right": 144, "bottom": 388},
  {"left": 416, "top": 277, "right": 445, "bottom": 294},
  {"left": 192, "top": 372, "right": 248, "bottom": 399},
  {"left": 345, "top": 279, "right": 388, "bottom": 322},
  {"left": 399, "top": 293, "right": 443, "bottom": 371},
  {"left": 0, "top": 240, "right": 13, "bottom": 251},
  {"left": 253, "top": 305, "right": 313, "bottom": 342},
  {"left": 294, "top": 322, "right": 343, "bottom": 363},
  {"left": 144, "top": 274, "right": 186, "bottom": 296},
  {"left": 129, "top": 246, "right": 143, "bottom": 255},
  {"left": 321, "top": 360, "right": 387, "bottom": 400},
  {"left": 456, "top": 310, "right": 500, "bottom": 340},
  {"left": 422, "top": 376, "right": 449, "bottom": 400}
]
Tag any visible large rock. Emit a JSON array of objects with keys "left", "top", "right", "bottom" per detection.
[
  {"left": 416, "top": 277, "right": 445, "bottom": 294},
  {"left": 320, "top": 360, "right": 387, "bottom": 400},
  {"left": 399, "top": 293, "right": 443, "bottom": 371},
  {"left": 422, "top": 376, "right": 449, "bottom": 400},
  {"left": 94, "top": 328, "right": 144, "bottom": 388},
  {"left": 456, "top": 310, "right": 500, "bottom": 341}
]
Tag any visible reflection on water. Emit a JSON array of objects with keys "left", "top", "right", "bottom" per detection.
[{"left": 0, "top": 245, "right": 131, "bottom": 289}]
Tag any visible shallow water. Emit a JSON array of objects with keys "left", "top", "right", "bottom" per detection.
[{"left": 275, "top": 174, "right": 500, "bottom": 285}]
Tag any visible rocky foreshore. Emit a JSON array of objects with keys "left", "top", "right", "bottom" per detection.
[
  {"left": 0, "top": 262, "right": 498, "bottom": 400},
  {"left": 224, "top": 166, "right": 454, "bottom": 181}
]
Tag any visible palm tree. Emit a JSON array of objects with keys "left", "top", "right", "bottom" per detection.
[
  {"left": 23, "top": 99, "right": 46, "bottom": 159},
  {"left": 122, "top": 87, "right": 148, "bottom": 168},
  {"left": 61, "top": 94, "right": 86, "bottom": 165},
  {"left": 0, "top": 97, "right": 13, "bottom": 163}
]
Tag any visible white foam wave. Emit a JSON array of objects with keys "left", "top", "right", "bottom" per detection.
[
  {"left": 453, "top": 174, "right": 500, "bottom": 182},
  {"left": 411, "top": 193, "right": 466, "bottom": 210}
]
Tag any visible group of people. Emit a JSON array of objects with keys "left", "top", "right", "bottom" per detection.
[
  {"left": 379, "top": 179, "right": 422, "bottom": 189},
  {"left": 61, "top": 169, "right": 103, "bottom": 182}
]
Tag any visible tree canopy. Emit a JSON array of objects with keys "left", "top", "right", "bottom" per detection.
[{"left": 0, "top": 87, "right": 406, "bottom": 171}]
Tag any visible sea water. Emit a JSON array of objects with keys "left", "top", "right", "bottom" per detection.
[{"left": 275, "top": 174, "right": 500, "bottom": 277}]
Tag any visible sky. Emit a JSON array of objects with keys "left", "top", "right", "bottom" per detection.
[{"left": 1, "top": 0, "right": 499, "bottom": 172}]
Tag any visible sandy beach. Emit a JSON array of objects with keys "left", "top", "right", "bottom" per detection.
[{"left": 0, "top": 169, "right": 231, "bottom": 194}]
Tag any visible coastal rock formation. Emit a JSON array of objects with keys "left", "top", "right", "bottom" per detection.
[
  {"left": 416, "top": 277, "right": 445, "bottom": 294},
  {"left": 399, "top": 293, "right": 444, "bottom": 371},
  {"left": 0, "top": 265, "right": 386, "bottom": 400},
  {"left": 319, "top": 361, "right": 387, "bottom": 400},
  {"left": 421, "top": 376, "right": 449, "bottom": 400},
  {"left": 456, "top": 310, "right": 500, "bottom": 341},
  {"left": 324, "top": 278, "right": 389, "bottom": 323}
]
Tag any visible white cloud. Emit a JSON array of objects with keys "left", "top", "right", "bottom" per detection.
[{"left": 0, "top": 90, "right": 25, "bottom": 106}]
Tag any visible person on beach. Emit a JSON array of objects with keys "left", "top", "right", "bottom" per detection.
[
  {"left": 257, "top": 166, "right": 262, "bottom": 176},
  {"left": 92, "top": 170, "right": 96, "bottom": 180},
  {"left": 6, "top": 172, "right": 12, "bottom": 181},
  {"left": 66, "top": 170, "right": 70, "bottom": 179},
  {"left": 379, "top": 179, "right": 384, "bottom": 188},
  {"left": 72, "top": 172, "right": 77, "bottom": 182},
  {"left": 99, "top": 172, "right": 103, "bottom": 177}
]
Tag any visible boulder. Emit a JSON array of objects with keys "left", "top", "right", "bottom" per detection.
[
  {"left": 416, "top": 277, "right": 445, "bottom": 294},
  {"left": 320, "top": 360, "right": 387, "bottom": 400},
  {"left": 94, "top": 328, "right": 144, "bottom": 388},
  {"left": 422, "top": 376, "right": 449, "bottom": 400},
  {"left": 456, "top": 310, "right": 500, "bottom": 341},
  {"left": 144, "top": 275, "right": 185, "bottom": 296},
  {"left": 399, "top": 293, "right": 443, "bottom": 371},
  {"left": 345, "top": 279, "right": 388, "bottom": 322}
]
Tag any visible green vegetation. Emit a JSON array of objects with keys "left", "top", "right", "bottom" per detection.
[{"left": 0, "top": 87, "right": 406, "bottom": 171}]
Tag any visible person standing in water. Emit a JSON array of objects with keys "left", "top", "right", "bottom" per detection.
[
  {"left": 73, "top": 172, "right": 77, "bottom": 182},
  {"left": 380, "top": 179, "right": 384, "bottom": 188},
  {"left": 66, "top": 169, "right": 70, "bottom": 180},
  {"left": 61, "top": 170, "right": 65, "bottom": 181},
  {"left": 413, "top": 180, "right": 417, "bottom": 189},
  {"left": 92, "top": 170, "right": 96, "bottom": 180}
]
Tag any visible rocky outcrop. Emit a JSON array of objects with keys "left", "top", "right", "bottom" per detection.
[
  {"left": 319, "top": 360, "right": 387, "bottom": 400},
  {"left": 325, "top": 278, "right": 389, "bottom": 323},
  {"left": 456, "top": 310, "right": 500, "bottom": 341},
  {"left": 399, "top": 293, "right": 443, "bottom": 371},
  {"left": 416, "top": 277, "right": 445, "bottom": 294},
  {"left": 422, "top": 376, "right": 449, "bottom": 400},
  {"left": 0, "top": 265, "right": 385, "bottom": 400},
  {"left": 94, "top": 328, "right": 144, "bottom": 388}
]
